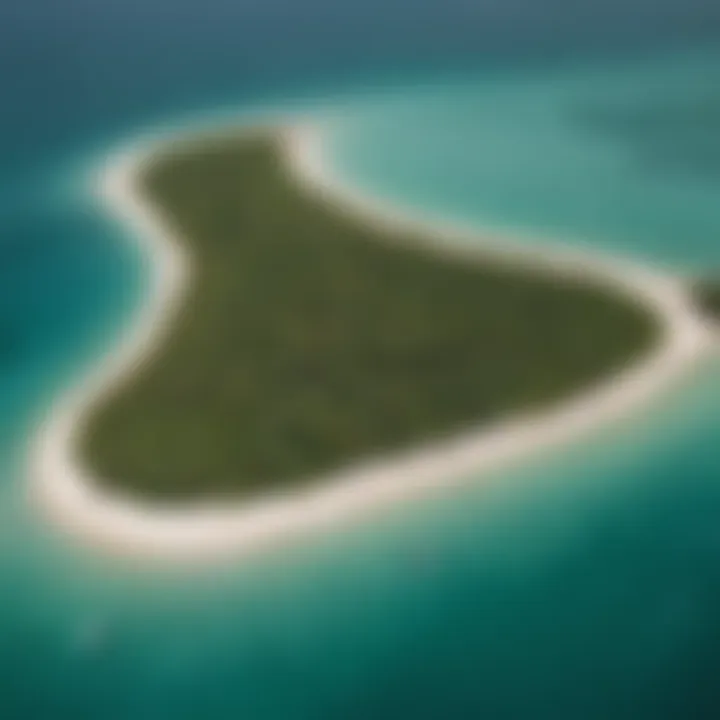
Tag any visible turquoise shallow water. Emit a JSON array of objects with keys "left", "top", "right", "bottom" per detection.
[
  {"left": 2, "top": 0, "right": 720, "bottom": 715},
  {"left": 326, "top": 47, "right": 720, "bottom": 270}
]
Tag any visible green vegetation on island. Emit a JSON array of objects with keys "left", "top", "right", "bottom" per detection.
[
  {"left": 81, "top": 133, "right": 659, "bottom": 501},
  {"left": 693, "top": 279, "right": 720, "bottom": 320}
]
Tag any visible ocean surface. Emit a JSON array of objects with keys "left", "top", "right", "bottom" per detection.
[{"left": 2, "top": 0, "right": 720, "bottom": 717}]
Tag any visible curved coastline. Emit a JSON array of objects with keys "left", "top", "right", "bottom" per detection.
[{"left": 30, "top": 120, "right": 714, "bottom": 563}]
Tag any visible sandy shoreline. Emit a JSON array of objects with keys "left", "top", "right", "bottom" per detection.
[{"left": 30, "top": 119, "right": 714, "bottom": 563}]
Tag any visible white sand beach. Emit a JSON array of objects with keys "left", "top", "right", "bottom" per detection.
[{"left": 29, "top": 120, "right": 715, "bottom": 563}]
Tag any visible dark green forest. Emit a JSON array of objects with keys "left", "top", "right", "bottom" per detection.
[
  {"left": 694, "top": 280, "right": 720, "bottom": 319},
  {"left": 80, "top": 134, "right": 659, "bottom": 501}
]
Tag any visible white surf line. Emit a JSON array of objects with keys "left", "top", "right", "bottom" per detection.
[{"left": 29, "top": 120, "right": 714, "bottom": 563}]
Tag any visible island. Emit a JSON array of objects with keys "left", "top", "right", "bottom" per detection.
[
  {"left": 693, "top": 279, "right": 720, "bottom": 320},
  {"left": 74, "top": 131, "right": 662, "bottom": 502}
]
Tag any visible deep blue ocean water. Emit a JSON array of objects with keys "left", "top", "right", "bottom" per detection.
[{"left": 2, "top": 1, "right": 720, "bottom": 717}]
